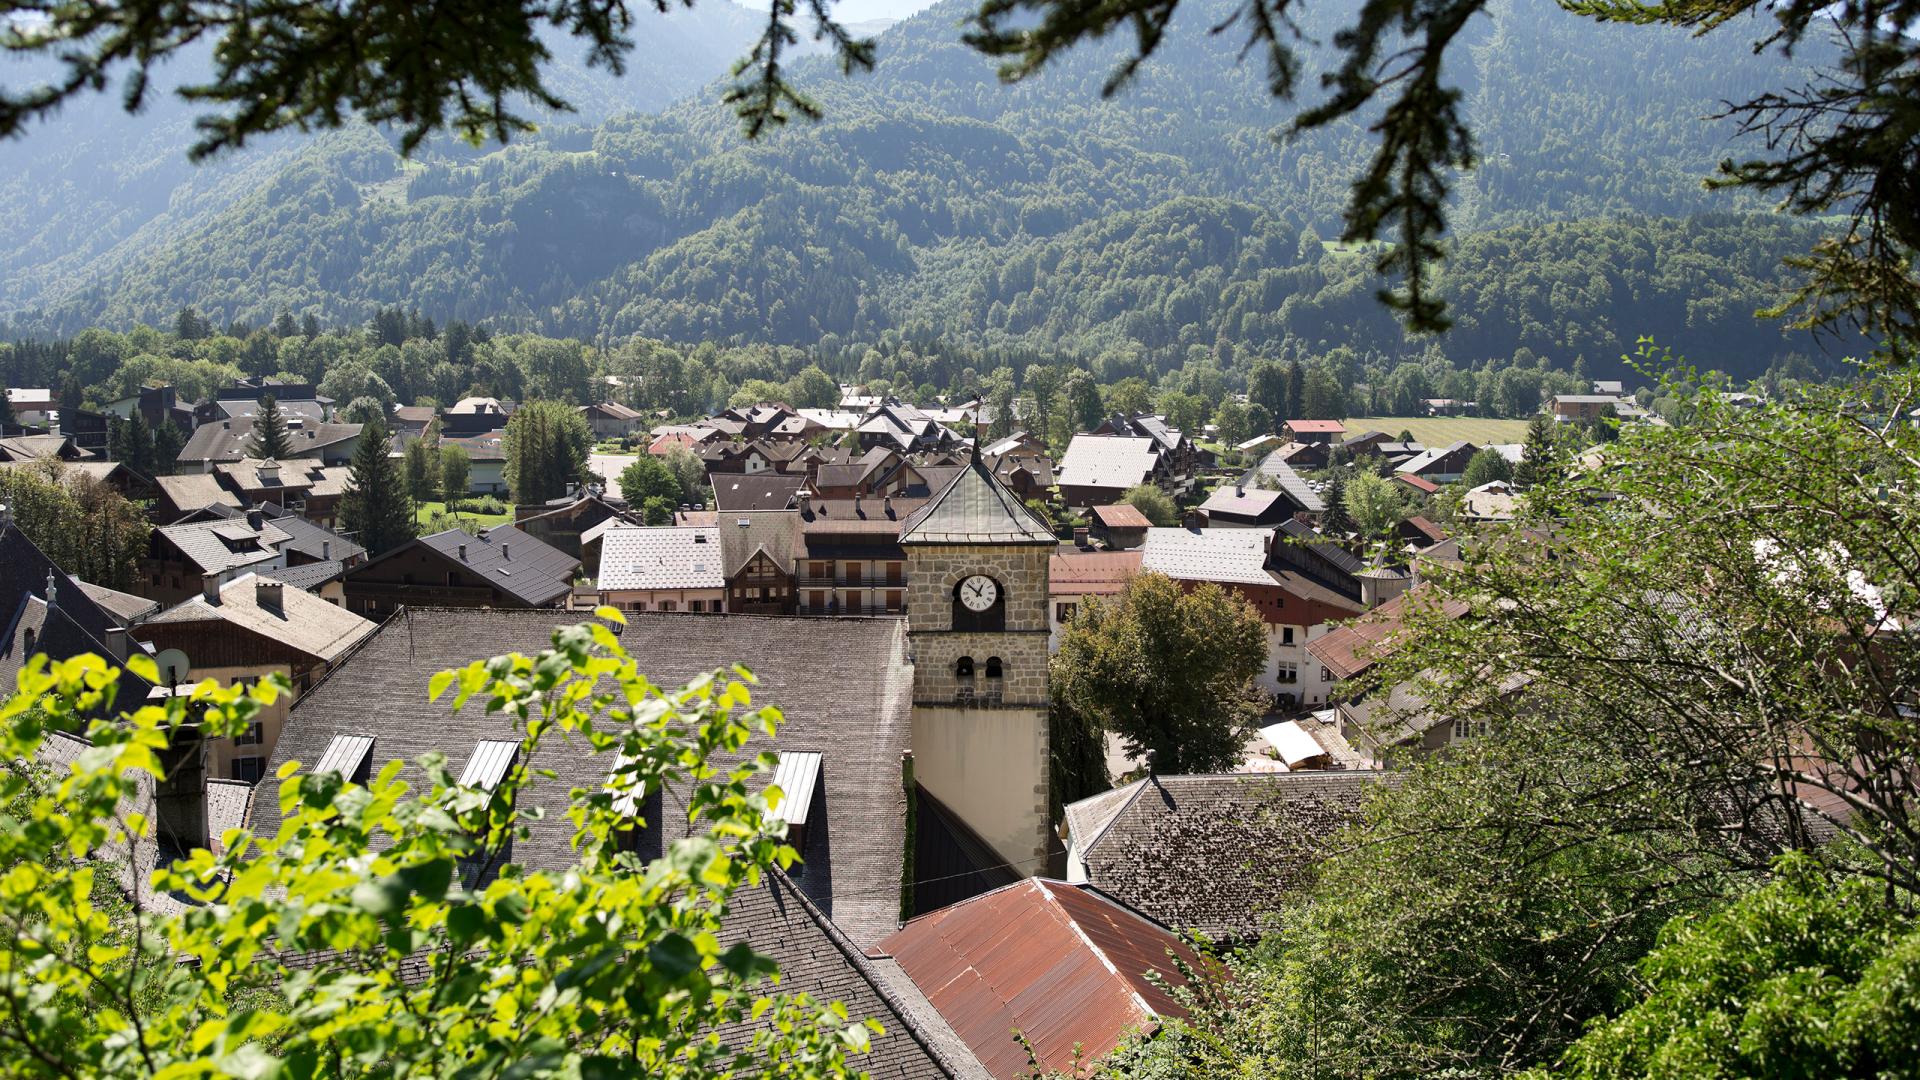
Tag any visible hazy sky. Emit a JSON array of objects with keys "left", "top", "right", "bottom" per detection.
[{"left": 833, "top": 0, "right": 940, "bottom": 24}]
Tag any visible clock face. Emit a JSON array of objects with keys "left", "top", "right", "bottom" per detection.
[{"left": 958, "top": 575, "right": 1000, "bottom": 612}]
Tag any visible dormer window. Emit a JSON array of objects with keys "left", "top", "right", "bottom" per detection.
[{"left": 313, "top": 733, "right": 375, "bottom": 785}]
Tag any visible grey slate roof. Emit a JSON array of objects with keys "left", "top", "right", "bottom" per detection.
[
  {"left": 710, "top": 472, "right": 805, "bottom": 512},
  {"left": 260, "top": 508, "right": 364, "bottom": 563},
  {"left": 76, "top": 580, "right": 161, "bottom": 625},
  {"left": 717, "top": 512, "right": 801, "bottom": 577},
  {"left": 1247, "top": 453, "right": 1326, "bottom": 513},
  {"left": 1066, "top": 772, "right": 1396, "bottom": 940},
  {"left": 255, "top": 608, "right": 915, "bottom": 949},
  {"left": 179, "top": 420, "right": 361, "bottom": 465},
  {"left": 154, "top": 472, "right": 244, "bottom": 515},
  {"left": 597, "top": 527, "right": 725, "bottom": 590},
  {"left": 898, "top": 452, "right": 1054, "bottom": 545},
  {"left": 410, "top": 526, "right": 580, "bottom": 607},
  {"left": 155, "top": 517, "right": 290, "bottom": 576},
  {"left": 264, "top": 560, "right": 347, "bottom": 592}
]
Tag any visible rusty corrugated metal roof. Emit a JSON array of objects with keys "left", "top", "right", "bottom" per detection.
[{"left": 879, "top": 880, "right": 1200, "bottom": 1080}]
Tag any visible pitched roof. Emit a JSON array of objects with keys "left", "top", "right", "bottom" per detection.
[
  {"left": 179, "top": 420, "right": 361, "bottom": 464},
  {"left": 1395, "top": 440, "right": 1476, "bottom": 477},
  {"left": 75, "top": 580, "right": 161, "bottom": 625},
  {"left": 260, "top": 507, "right": 364, "bottom": 563},
  {"left": 710, "top": 473, "right": 805, "bottom": 512},
  {"left": 255, "top": 608, "right": 916, "bottom": 949},
  {"left": 1140, "top": 528, "right": 1274, "bottom": 587},
  {"left": 1066, "top": 772, "right": 1394, "bottom": 940},
  {"left": 143, "top": 573, "right": 378, "bottom": 664},
  {"left": 596, "top": 527, "right": 725, "bottom": 591},
  {"left": 1089, "top": 503, "right": 1151, "bottom": 530},
  {"left": 155, "top": 516, "right": 291, "bottom": 576},
  {"left": 264, "top": 560, "right": 347, "bottom": 592},
  {"left": 880, "top": 880, "right": 1200, "bottom": 1079},
  {"left": 1304, "top": 585, "right": 1473, "bottom": 682},
  {"left": 1247, "top": 453, "right": 1326, "bottom": 513},
  {"left": 717, "top": 512, "right": 802, "bottom": 577},
  {"left": 1049, "top": 549, "right": 1143, "bottom": 597},
  {"left": 1286, "top": 419, "right": 1347, "bottom": 433},
  {"left": 410, "top": 526, "right": 579, "bottom": 607},
  {"left": 1056, "top": 435, "right": 1159, "bottom": 491},
  {"left": 1395, "top": 473, "right": 1440, "bottom": 495},
  {"left": 1197, "top": 485, "right": 1288, "bottom": 520},
  {"left": 898, "top": 453, "right": 1054, "bottom": 546},
  {"left": 154, "top": 472, "right": 245, "bottom": 514}
]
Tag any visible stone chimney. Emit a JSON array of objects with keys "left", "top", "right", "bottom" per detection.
[
  {"left": 458, "top": 542, "right": 468, "bottom": 561},
  {"left": 43, "top": 570, "right": 55, "bottom": 609},
  {"left": 255, "top": 578, "right": 283, "bottom": 613},
  {"left": 202, "top": 573, "right": 221, "bottom": 604}
]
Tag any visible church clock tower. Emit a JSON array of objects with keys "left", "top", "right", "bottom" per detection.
[{"left": 900, "top": 450, "right": 1057, "bottom": 881}]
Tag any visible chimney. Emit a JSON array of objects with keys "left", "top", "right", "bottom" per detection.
[
  {"left": 255, "top": 579, "right": 283, "bottom": 612},
  {"left": 246, "top": 509, "right": 263, "bottom": 530},
  {"left": 1235, "top": 481, "right": 1245, "bottom": 497},
  {"left": 500, "top": 543, "right": 510, "bottom": 560},
  {"left": 1073, "top": 526, "right": 1090, "bottom": 549},
  {"left": 883, "top": 495, "right": 893, "bottom": 514},
  {"left": 797, "top": 492, "right": 811, "bottom": 514},
  {"left": 321, "top": 539, "right": 331, "bottom": 560},
  {"left": 44, "top": 570, "right": 55, "bottom": 608},
  {"left": 853, "top": 493, "right": 863, "bottom": 516},
  {"left": 202, "top": 573, "right": 221, "bottom": 604},
  {"left": 458, "top": 543, "right": 468, "bottom": 561},
  {"left": 104, "top": 627, "right": 130, "bottom": 663}
]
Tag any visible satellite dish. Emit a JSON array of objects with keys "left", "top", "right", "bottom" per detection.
[{"left": 153, "top": 648, "right": 191, "bottom": 686}]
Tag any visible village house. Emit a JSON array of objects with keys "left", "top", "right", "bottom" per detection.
[
  {"left": 438, "top": 429, "right": 508, "bottom": 494},
  {"left": 1047, "top": 547, "right": 1141, "bottom": 649},
  {"left": 1140, "top": 525, "right": 1367, "bottom": 705},
  {"left": 136, "top": 573, "right": 377, "bottom": 782},
  {"left": 1394, "top": 440, "right": 1480, "bottom": 485},
  {"left": 1087, "top": 503, "right": 1150, "bottom": 549},
  {"left": 579, "top": 400, "right": 646, "bottom": 439},
  {"left": 176, "top": 417, "right": 362, "bottom": 471},
  {"left": 1091, "top": 413, "right": 1204, "bottom": 495},
  {"left": 1055, "top": 434, "right": 1167, "bottom": 507},
  {"left": 591, "top": 527, "right": 726, "bottom": 613},
  {"left": 1282, "top": 418, "right": 1347, "bottom": 444},
  {"left": 795, "top": 492, "right": 921, "bottom": 616},
  {"left": 720, "top": 512, "right": 802, "bottom": 615},
  {"left": 341, "top": 525, "right": 579, "bottom": 617}
]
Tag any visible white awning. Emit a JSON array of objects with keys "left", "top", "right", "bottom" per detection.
[
  {"left": 768, "top": 751, "right": 823, "bottom": 827},
  {"left": 1260, "top": 721, "right": 1327, "bottom": 767},
  {"left": 458, "top": 739, "right": 520, "bottom": 791}
]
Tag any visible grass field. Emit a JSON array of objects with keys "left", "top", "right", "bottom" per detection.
[
  {"left": 1344, "top": 416, "right": 1533, "bottom": 447},
  {"left": 415, "top": 500, "right": 513, "bottom": 529}
]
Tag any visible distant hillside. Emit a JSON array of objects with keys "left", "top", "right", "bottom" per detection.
[{"left": 0, "top": 0, "right": 1864, "bottom": 377}]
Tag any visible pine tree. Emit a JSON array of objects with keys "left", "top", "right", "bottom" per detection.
[
  {"left": 150, "top": 420, "right": 184, "bottom": 476},
  {"left": 1320, "top": 472, "right": 1354, "bottom": 536},
  {"left": 1514, "top": 414, "right": 1557, "bottom": 489},
  {"left": 0, "top": 380, "right": 12, "bottom": 427},
  {"left": 1285, "top": 361, "right": 1305, "bottom": 421},
  {"left": 248, "top": 394, "right": 294, "bottom": 460},
  {"left": 340, "top": 419, "right": 417, "bottom": 555}
]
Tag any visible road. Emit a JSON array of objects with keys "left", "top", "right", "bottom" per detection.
[{"left": 587, "top": 453, "right": 637, "bottom": 499}]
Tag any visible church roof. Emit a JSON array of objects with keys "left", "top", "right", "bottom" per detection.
[{"left": 898, "top": 452, "right": 1055, "bottom": 546}]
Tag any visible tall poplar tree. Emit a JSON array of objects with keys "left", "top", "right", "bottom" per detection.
[
  {"left": 340, "top": 418, "right": 416, "bottom": 555},
  {"left": 248, "top": 393, "right": 294, "bottom": 460}
]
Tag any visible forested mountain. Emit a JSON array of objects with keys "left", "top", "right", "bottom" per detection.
[{"left": 0, "top": 0, "right": 1865, "bottom": 379}]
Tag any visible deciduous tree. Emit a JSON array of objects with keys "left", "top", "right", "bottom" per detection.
[{"left": 1052, "top": 571, "right": 1268, "bottom": 774}]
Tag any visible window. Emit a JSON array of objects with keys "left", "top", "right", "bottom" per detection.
[
  {"left": 230, "top": 756, "right": 266, "bottom": 784},
  {"left": 886, "top": 590, "right": 903, "bottom": 612},
  {"left": 1055, "top": 602, "right": 1078, "bottom": 624},
  {"left": 955, "top": 657, "right": 975, "bottom": 678},
  {"left": 1452, "top": 719, "right": 1490, "bottom": 740},
  {"left": 845, "top": 563, "right": 863, "bottom": 584},
  {"left": 447, "top": 571, "right": 459, "bottom": 586},
  {"left": 235, "top": 722, "right": 265, "bottom": 746},
  {"left": 660, "top": 600, "right": 677, "bottom": 612},
  {"left": 844, "top": 590, "right": 861, "bottom": 613},
  {"left": 626, "top": 600, "right": 648, "bottom": 612},
  {"left": 984, "top": 657, "right": 1003, "bottom": 680},
  {"left": 689, "top": 600, "right": 705, "bottom": 613},
  {"left": 808, "top": 590, "right": 826, "bottom": 611},
  {"left": 886, "top": 562, "right": 903, "bottom": 585},
  {"left": 1321, "top": 667, "right": 1333, "bottom": 683},
  {"left": 1281, "top": 626, "right": 1296, "bottom": 645},
  {"left": 1276, "top": 661, "right": 1298, "bottom": 684},
  {"left": 810, "top": 561, "right": 829, "bottom": 580}
]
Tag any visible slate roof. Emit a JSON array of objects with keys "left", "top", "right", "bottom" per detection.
[
  {"left": 1304, "top": 586, "right": 1473, "bottom": 682},
  {"left": 407, "top": 526, "right": 580, "bottom": 607},
  {"left": 597, "top": 527, "right": 725, "bottom": 591},
  {"left": 1140, "top": 528, "right": 1275, "bottom": 587},
  {"left": 154, "top": 517, "right": 290, "bottom": 576},
  {"left": 898, "top": 453, "right": 1054, "bottom": 546},
  {"left": 717, "top": 512, "right": 802, "bottom": 577},
  {"left": 1198, "top": 485, "right": 1289, "bottom": 521},
  {"left": 1065, "top": 772, "right": 1394, "bottom": 940},
  {"left": 1056, "top": 435, "right": 1159, "bottom": 491},
  {"left": 1395, "top": 440, "right": 1476, "bottom": 477},
  {"left": 880, "top": 880, "right": 1199, "bottom": 1080},
  {"left": 260, "top": 507, "right": 364, "bottom": 562},
  {"left": 0, "top": 525, "right": 154, "bottom": 700},
  {"left": 265, "top": 560, "right": 347, "bottom": 592},
  {"left": 1246, "top": 453, "right": 1326, "bottom": 512},
  {"left": 76, "top": 580, "right": 161, "bottom": 625},
  {"left": 179, "top": 420, "right": 361, "bottom": 465},
  {"left": 441, "top": 430, "right": 507, "bottom": 461},
  {"left": 155, "top": 472, "right": 245, "bottom": 514},
  {"left": 143, "top": 573, "right": 377, "bottom": 664},
  {"left": 255, "top": 608, "right": 916, "bottom": 949},
  {"left": 710, "top": 473, "right": 805, "bottom": 512}
]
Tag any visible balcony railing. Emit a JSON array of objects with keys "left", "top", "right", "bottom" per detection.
[{"left": 797, "top": 603, "right": 908, "bottom": 617}]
